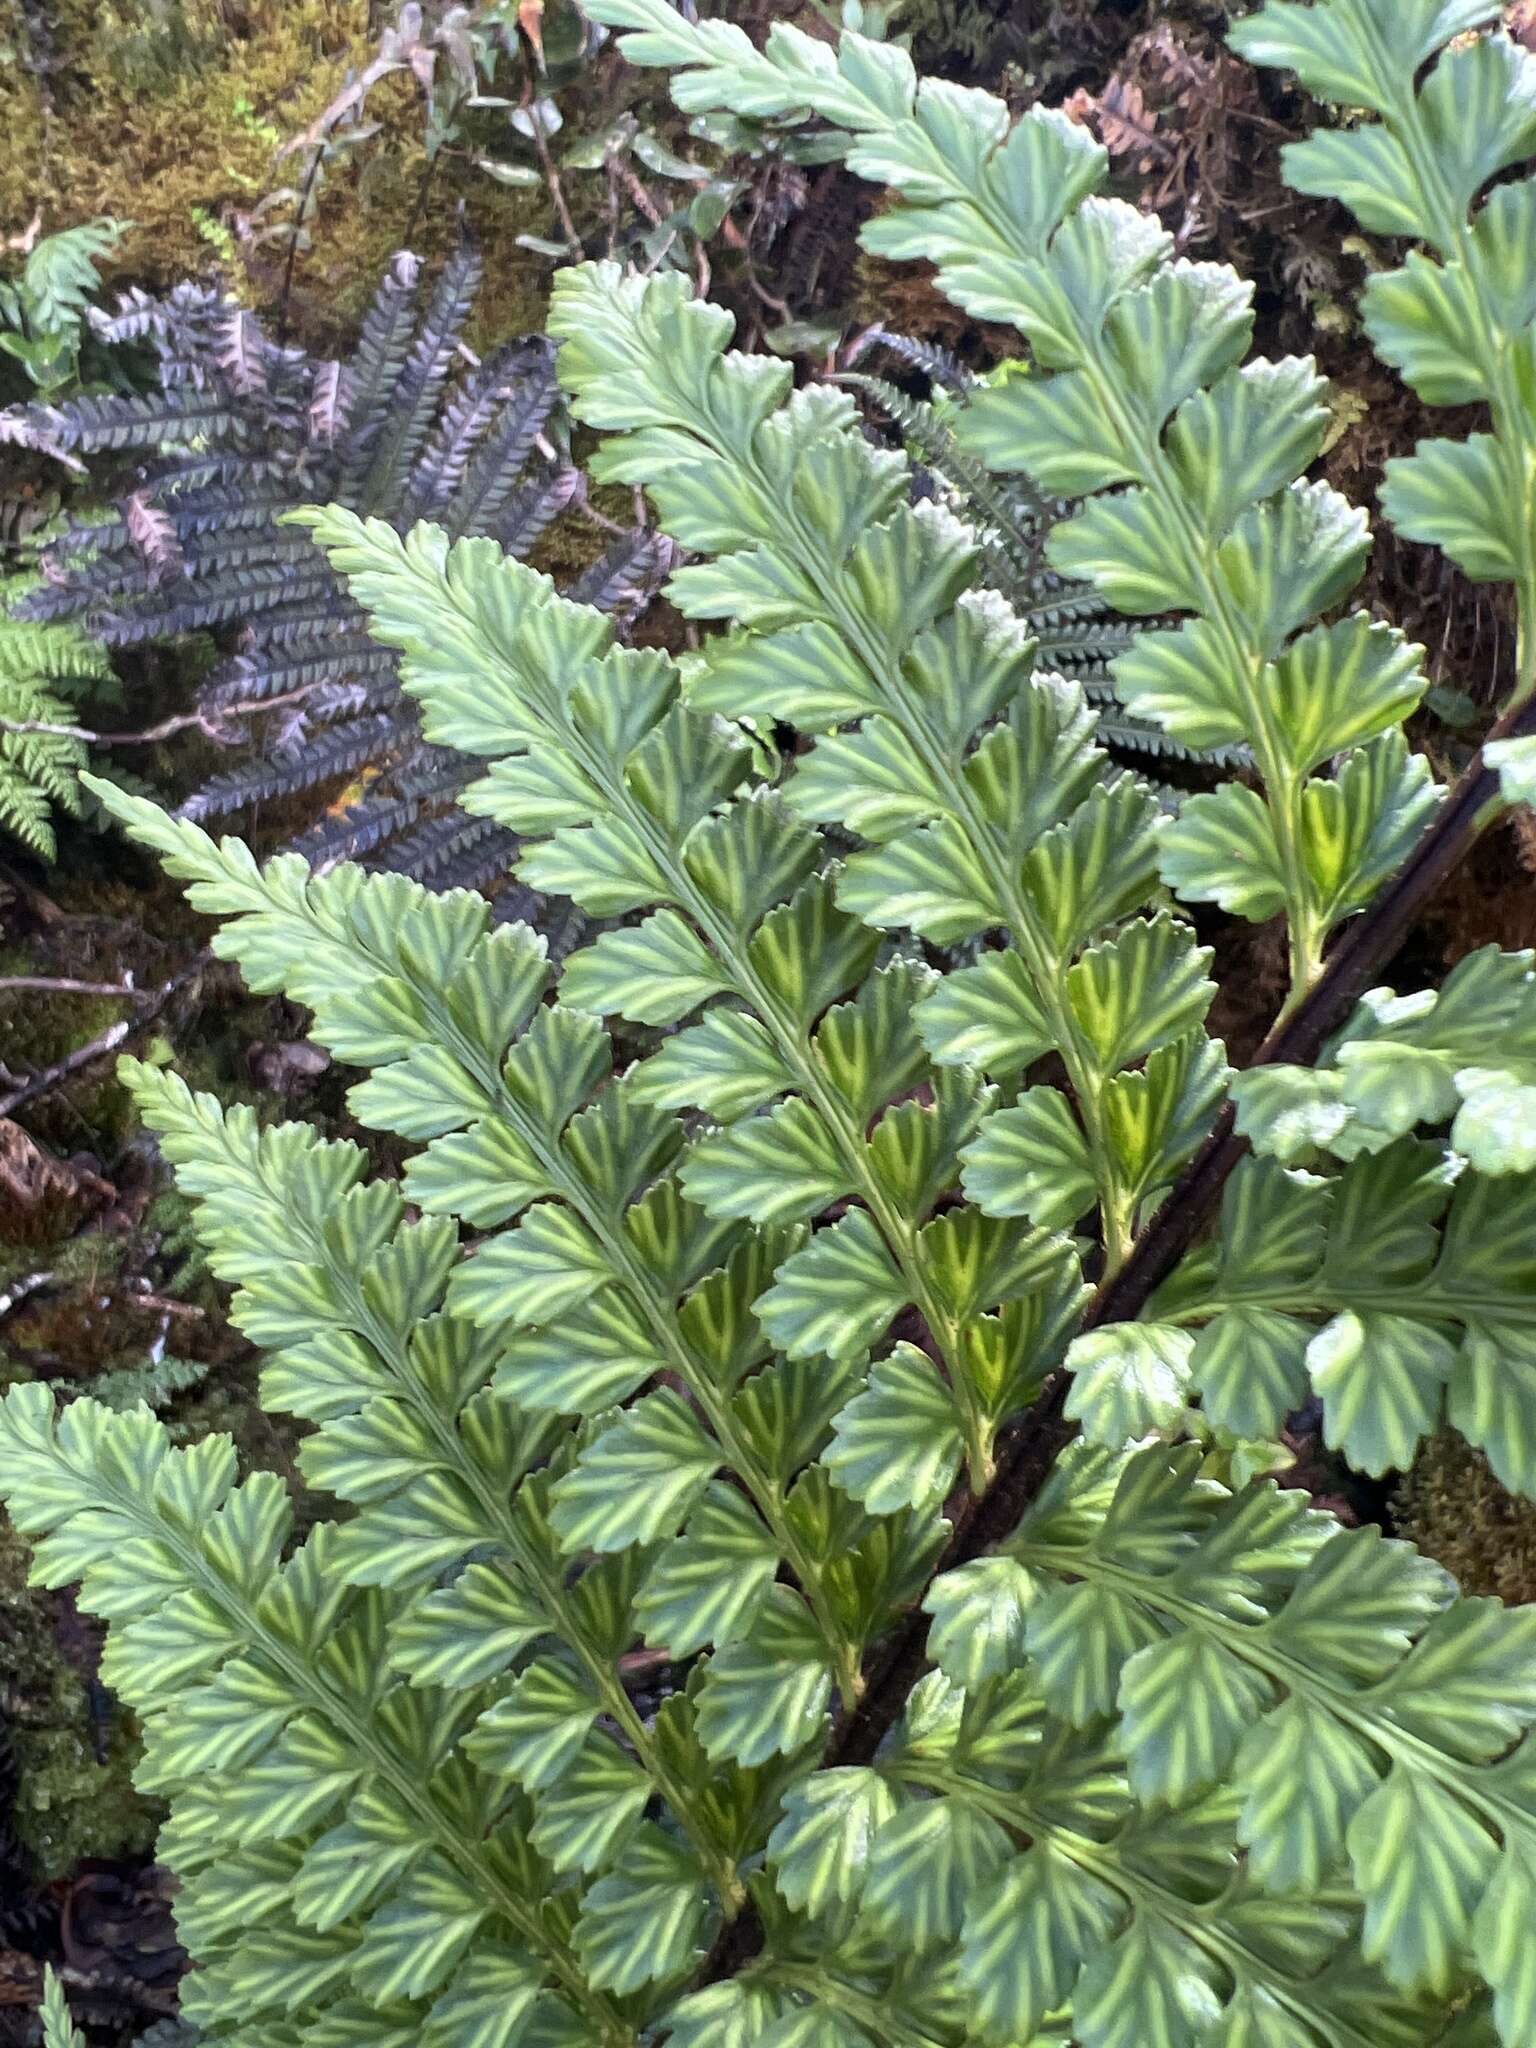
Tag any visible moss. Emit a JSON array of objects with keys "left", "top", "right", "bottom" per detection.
[
  {"left": 1395, "top": 1428, "right": 1536, "bottom": 1605},
  {"left": 1, "top": 0, "right": 578, "bottom": 353},
  {"left": 0, "top": 1521, "right": 157, "bottom": 1882},
  {"left": 5, "top": 1, "right": 365, "bottom": 289}
]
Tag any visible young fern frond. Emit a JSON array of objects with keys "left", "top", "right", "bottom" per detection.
[
  {"left": 12, "top": 6, "right": 1536, "bottom": 2045},
  {"left": 542, "top": 264, "right": 1230, "bottom": 1278}
]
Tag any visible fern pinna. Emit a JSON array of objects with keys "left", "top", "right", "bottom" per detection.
[
  {"left": 0, "top": 576, "right": 110, "bottom": 857},
  {"left": 1, "top": 246, "right": 672, "bottom": 891},
  {"left": 11, "top": 1, "right": 1536, "bottom": 2043}
]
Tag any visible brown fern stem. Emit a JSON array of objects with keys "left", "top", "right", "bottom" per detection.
[
  {"left": 859, "top": 692, "right": 1536, "bottom": 1727},
  {"left": 690, "top": 691, "right": 1536, "bottom": 2000}
]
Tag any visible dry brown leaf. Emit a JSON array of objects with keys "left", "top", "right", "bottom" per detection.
[
  {"left": 1062, "top": 78, "right": 1168, "bottom": 172},
  {"left": 1096, "top": 77, "right": 1162, "bottom": 163},
  {"left": 520, "top": 0, "right": 546, "bottom": 66}
]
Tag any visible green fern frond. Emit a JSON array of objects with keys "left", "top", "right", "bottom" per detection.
[
  {"left": 39, "top": 1968, "right": 85, "bottom": 2048},
  {"left": 8, "top": 3, "right": 1536, "bottom": 2044},
  {"left": 0, "top": 577, "right": 107, "bottom": 858}
]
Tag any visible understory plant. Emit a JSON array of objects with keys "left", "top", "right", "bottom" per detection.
[
  {"left": 0, "top": 216, "right": 127, "bottom": 403},
  {"left": 0, "top": 580, "right": 113, "bottom": 857},
  {"left": 2, "top": 244, "right": 670, "bottom": 887},
  {"left": 10, "top": 2, "right": 1536, "bottom": 2044}
]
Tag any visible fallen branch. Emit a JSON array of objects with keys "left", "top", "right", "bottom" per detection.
[
  {"left": 0, "top": 954, "right": 208, "bottom": 1120},
  {"left": 0, "top": 680, "right": 326, "bottom": 749},
  {"left": 0, "top": 975, "right": 159, "bottom": 1000}
]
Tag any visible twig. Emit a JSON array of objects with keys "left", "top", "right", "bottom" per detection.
[
  {"left": 123, "top": 1283, "right": 205, "bottom": 1320},
  {"left": 0, "top": 954, "right": 208, "bottom": 1120},
  {"left": 402, "top": 105, "right": 467, "bottom": 256},
  {"left": 0, "top": 1270, "right": 52, "bottom": 1321},
  {"left": 0, "top": 975, "right": 157, "bottom": 1000},
  {"left": 527, "top": 89, "right": 583, "bottom": 256},
  {"left": 613, "top": 158, "right": 666, "bottom": 227},
  {"left": 277, "top": 132, "right": 330, "bottom": 349},
  {"left": 0, "top": 680, "right": 326, "bottom": 747}
]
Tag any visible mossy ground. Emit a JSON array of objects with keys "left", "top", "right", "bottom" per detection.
[
  {"left": 1396, "top": 1431, "right": 1536, "bottom": 1607},
  {"left": 0, "top": 1520, "right": 155, "bottom": 1883},
  {"left": 2, "top": 0, "right": 564, "bottom": 343}
]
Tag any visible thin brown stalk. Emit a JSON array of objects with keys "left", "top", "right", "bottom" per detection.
[
  {"left": 0, "top": 681, "right": 325, "bottom": 747},
  {"left": 0, "top": 956, "right": 208, "bottom": 1120},
  {"left": 0, "top": 976, "right": 159, "bottom": 1000},
  {"left": 695, "top": 690, "right": 1536, "bottom": 1994}
]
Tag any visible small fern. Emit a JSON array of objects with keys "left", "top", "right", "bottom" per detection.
[
  {"left": 10, "top": 5, "right": 1536, "bottom": 2046},
  {"left": 38, "top": 1968, "right": 85, "bottom": 2048},
  {"left": 0, "top": 217, "right": 128, "bottom": 402},
  {"left": 0, "top": 246, "right": 672, "bottom": 891},
  {"left": 72, "top": 1349, "right": 211, "bottom": 1417},
  {"left": 0, "top": 575, "right": 112, "bottom": 858}
]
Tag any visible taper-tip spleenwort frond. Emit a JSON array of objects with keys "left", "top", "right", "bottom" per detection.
[{"left": 582, "top": 0, "right": 1446, "bottom": 1006}]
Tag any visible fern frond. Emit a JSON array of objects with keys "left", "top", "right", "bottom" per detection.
[
  {"left": 13, "top": 11, "right": 1536, "bottom": 2045},
  {"left": 90, "top": 278, "right": 225, "bottom": 352},
  {"left": 375, "top": 807, "right": 522, "bottom": 892},
  {"left": 0, "top": 1374, "right": 639, "bottom": 2045},
  {"left": 865, "top": 324, "right": 972, "bottom": 393},
  {"left": 588, "top": 0, "right": 1443, "bottom": 999},
  {"left": 566, "top": 528, "right": 677, "bottom": 618},
  {"left": 291, "top": 788, "right": 433, "bottom": 870},
  {"left": 0, "top": 581, "right": 105, "bottom": 857},
  {"left": 79, "top": 1351, "right": 211, "bottom": 1414},
  {"left": 352, "top": 243, "right": 484, "bottom": 516},
  {"left": 11, "top": 386, "right": 245, "bottom": 455},
  {"left": 333, "top": 251, "right": 425, "bottom": 503},
  {"left": 200, "top": 635, "right": 392, "bottom": 710},
  {"left": 95, "top": 566, "right": 338, "bottom": 645},
  {"left": 403, "top": 339, "right": 559, "bottom": 526},
  {"left": 490, "top": 462, "right": 583, "bottom": 556},
  {"left": 18, "top": 217, "right": 128, "bottom": 333},
  {"left": 39, "top": 1968, "right": 85, "bottom": 2048},
  {"left": 13, "top": 249, "right": 659, "bottom": 883}
]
